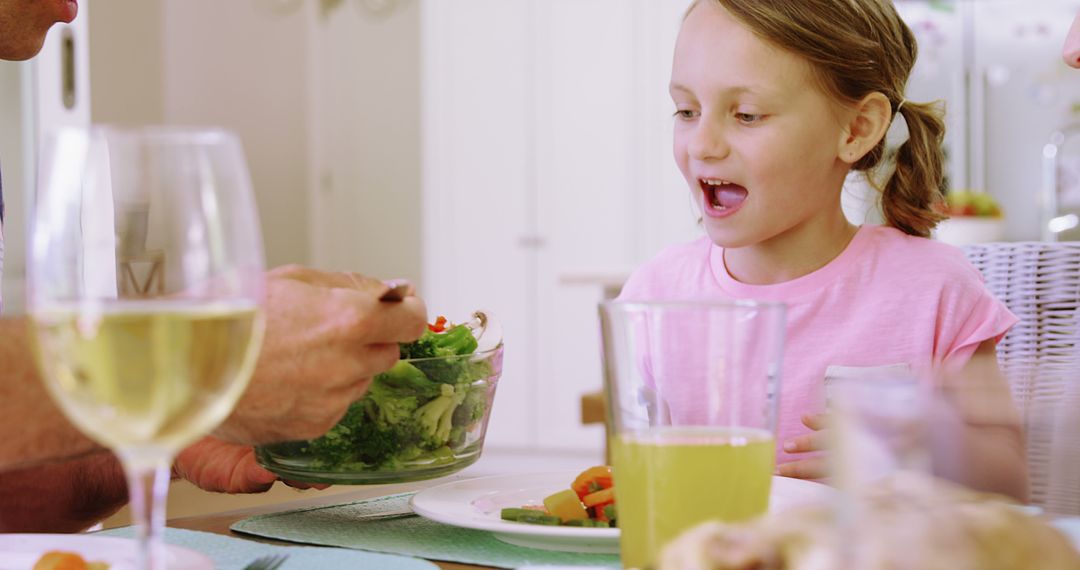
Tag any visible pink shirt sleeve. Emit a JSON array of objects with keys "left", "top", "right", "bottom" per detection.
[{"left": 936, "top": 268, "right": 1018, "bottom": 369}]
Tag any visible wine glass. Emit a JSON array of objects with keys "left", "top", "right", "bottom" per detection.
[{"left": 28, "top": 126, "right": 266, "bottom": 569}]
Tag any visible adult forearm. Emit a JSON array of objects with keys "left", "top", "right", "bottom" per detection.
[
  {"left": 0, "top": 317, "right": 101, "bottom": 469},
  {"left": 0, "top": 450, "right": 127, "bottom": 532}
]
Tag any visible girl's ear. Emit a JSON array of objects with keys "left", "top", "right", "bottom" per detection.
[{"left": 837, "top": 92, "right": 892, "bottom": 165}]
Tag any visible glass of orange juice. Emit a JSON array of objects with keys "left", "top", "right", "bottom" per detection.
[{"left": 600, "top": 300, "right": 786, "bottom": 569}]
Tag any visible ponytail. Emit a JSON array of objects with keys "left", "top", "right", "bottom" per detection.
[{"left": 879, "top": 100, "right": 947, "bottom": 238}]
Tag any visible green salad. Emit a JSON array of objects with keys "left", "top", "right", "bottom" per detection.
[{"left": 296, "top": 321, "right": 495, "bottom": 471}]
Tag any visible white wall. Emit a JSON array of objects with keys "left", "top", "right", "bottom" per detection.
[
  {"left": 307, "top": 1, "right": 422, "bottom": 284},
  {"left": 87, "top": 0, "right": 423, "bottom": 280},
  {"left": 88, "top": 0, "right": 164, "bottom": 126},
  {"left": 163, "top": 0, "right": 311, "bottom": 268},
  {"left": 89, "top": 0, "right": 312, "bottom": 269}
]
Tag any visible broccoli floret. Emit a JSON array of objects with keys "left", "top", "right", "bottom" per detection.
[
  {"left": 404, "top": 326, "right": 482, "bottom": 384},
  {"left": 452, "top": 383, "right": 489, "bottom": 426},
  {"left": 458, "top": 360, "right": 494, "bottom": 384},
  {"left": 375, "top": 361, "right": 442, "bottom": 400},
  {"left": 448, "top": 425, "right": 467, "bottom": 448},
  {"left": 301, "top": 402, "right": 371, "bottom": 467},
  {"left": 400, "top": 332, "right": 438, "bottom": 360},
  {"left": 433, "top": 325, "right": 479, "bottom": 356},
  {"left": 399, "top": 325, "right": 476, "bottom": 359},
  {"left": 300, "top": 377, "right": 426, "bottom": 469},
  {"left": 365, "top": 386, "right": 419, "bottom": 426},
  {"left": 414, "top": 383, "right": 469, "bottom": 448},
  {"left": 346, "top": 411, "right": 415, "bottom": 466}
]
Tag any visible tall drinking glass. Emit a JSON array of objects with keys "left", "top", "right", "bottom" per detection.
[
  {"left": 600, "top": 300, "right": 786, "bottom": 570},
  {"left": 28, "top": 126, "right": 266, "bottom": 569},
  {"left": 828, "top": 362, "right": 1030, "bottom": 569}
]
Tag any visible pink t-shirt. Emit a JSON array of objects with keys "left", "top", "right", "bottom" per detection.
[{"left": 616, "top": 224, "right": 1017, "bottom": 465}]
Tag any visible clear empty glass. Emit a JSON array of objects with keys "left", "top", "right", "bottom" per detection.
[{"left": 828, "top": 359, "right": 1031, "bottom": 568}]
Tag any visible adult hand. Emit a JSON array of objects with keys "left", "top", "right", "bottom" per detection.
[
  {"left": 776, "top": 413, "right": 829, "bottom": 480},
  {"left": 174, "top": 436, "right": 327, "bottom": 493},
  {"left": 216, "top": 265, "right": 427, "bottom": 444},
  {"left": 173, "top": 436, "right": 277, "bottom": 493}
]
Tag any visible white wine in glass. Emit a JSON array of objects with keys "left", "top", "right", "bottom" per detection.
[{"left": 29, "top": 126, "right": 266, "bottom": 569}]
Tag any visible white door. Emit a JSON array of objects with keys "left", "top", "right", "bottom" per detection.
[
  {"left": 307, "top": 1, "right": 423, "bottom": 281},
  {"left": 0, "top": 7, "right": 91, "bottom": 315},
  {"left": 421, "top": 0, "right": 697, "bottom": 451},
  {"left": 422, "top": 0, "right": 538, "bottom": 448}
]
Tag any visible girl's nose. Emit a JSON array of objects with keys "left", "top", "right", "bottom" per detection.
[
  {"left": 687, "top": 121, "right": 730, "bottom": 162},
  {"left": 1066, "top": 15, "right": 1080, "bottom": 69}
]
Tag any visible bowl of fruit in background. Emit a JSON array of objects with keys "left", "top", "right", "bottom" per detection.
[
  {"left": 933, "top": 190, "right": 1005, "bottom": 246},
  {"left": 255, "top": 311, "right": 504, "bottom": 484}
]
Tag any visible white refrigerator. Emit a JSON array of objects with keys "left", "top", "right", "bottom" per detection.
[{"left": 896, "top": 0, "right": 1080, "bottom": 241}]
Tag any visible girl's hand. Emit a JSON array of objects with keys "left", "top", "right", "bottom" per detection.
[{"left": 777, "top": 413, "right": 829, "bottom": 479}]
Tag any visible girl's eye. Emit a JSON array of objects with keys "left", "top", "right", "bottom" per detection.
[
  {"left": 735, "top": 112, "right": 764, "bottom": 124},
  {"left": 673, "top": 109, "right": 699, "bottom": 120}
]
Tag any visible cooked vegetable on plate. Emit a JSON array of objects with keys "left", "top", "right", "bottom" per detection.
[
  {"left": 33, "top": 551, "right": 108, "bottom": 570},
  {"left": 501, "top": 465, "right": 618, "bottom": 528}
]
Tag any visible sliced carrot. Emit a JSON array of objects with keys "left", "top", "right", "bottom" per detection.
[
  {"left": 33, "top": 552, "right": 88, "bottom": 570},
  {"left": 571, "top": 465, "right": 613, "bottom": 499},
  {"left": 582, "top": 487, "right": 614, "bottom": 507}
]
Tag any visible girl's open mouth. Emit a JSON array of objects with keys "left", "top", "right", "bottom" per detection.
[{"left": 700, "top": 178, "right": 748, "bottom": 218}]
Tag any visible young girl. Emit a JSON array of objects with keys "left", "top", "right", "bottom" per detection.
[{"left": 617, "top": 0, "right": 1024, "bottom": 497}]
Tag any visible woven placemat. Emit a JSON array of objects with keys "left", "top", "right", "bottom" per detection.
[{"left": 230, "top": 493, "right": 620, "bottom": 569}]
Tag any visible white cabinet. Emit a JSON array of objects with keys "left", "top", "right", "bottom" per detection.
[{"left": 421, "top": 0, "right": 699, "bottom": 450}]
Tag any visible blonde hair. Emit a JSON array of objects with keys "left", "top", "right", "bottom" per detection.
[{"left": 689, "top": 0, "right": 945, "bottom": 237}]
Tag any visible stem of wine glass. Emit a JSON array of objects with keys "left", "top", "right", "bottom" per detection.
[{"left": 122, "top": 452, "right": 173, "bottom": 570}]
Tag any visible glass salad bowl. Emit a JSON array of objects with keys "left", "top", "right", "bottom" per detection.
[{"left": 255, "top": 311, "right": 503, "bottom": 484}]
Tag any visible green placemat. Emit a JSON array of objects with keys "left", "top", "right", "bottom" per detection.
[
  {"left": 98, "top": 526, "right": 438, "bottom": 569},
  {"left": 230, "top": 493, "right": 620, "bottom": 569}
]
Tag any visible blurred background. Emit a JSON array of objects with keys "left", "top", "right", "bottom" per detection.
[{"left": 0, "top": 0, "right": 1078, "bottom": 462}]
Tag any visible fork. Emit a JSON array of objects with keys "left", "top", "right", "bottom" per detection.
[
  {"left": 242, "top": 553, "right": 289, "bottom": 570},
  {"left": 356, "top": 507, "right": 416, "bottom": 521}
]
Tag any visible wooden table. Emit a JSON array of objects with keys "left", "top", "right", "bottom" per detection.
[{"left": 168, "top": 475, "right": 503, "bottom": 570}]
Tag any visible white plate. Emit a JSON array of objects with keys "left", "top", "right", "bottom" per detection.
[
  {"left": 1052, "top": 517, "right": 1080, "bottom": 552},
  {"left": 0, "top": 534, "right": 213, "bottom": 570},
  {"left": 410, "top": 471, "right": 836, "bottom": 554}
]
